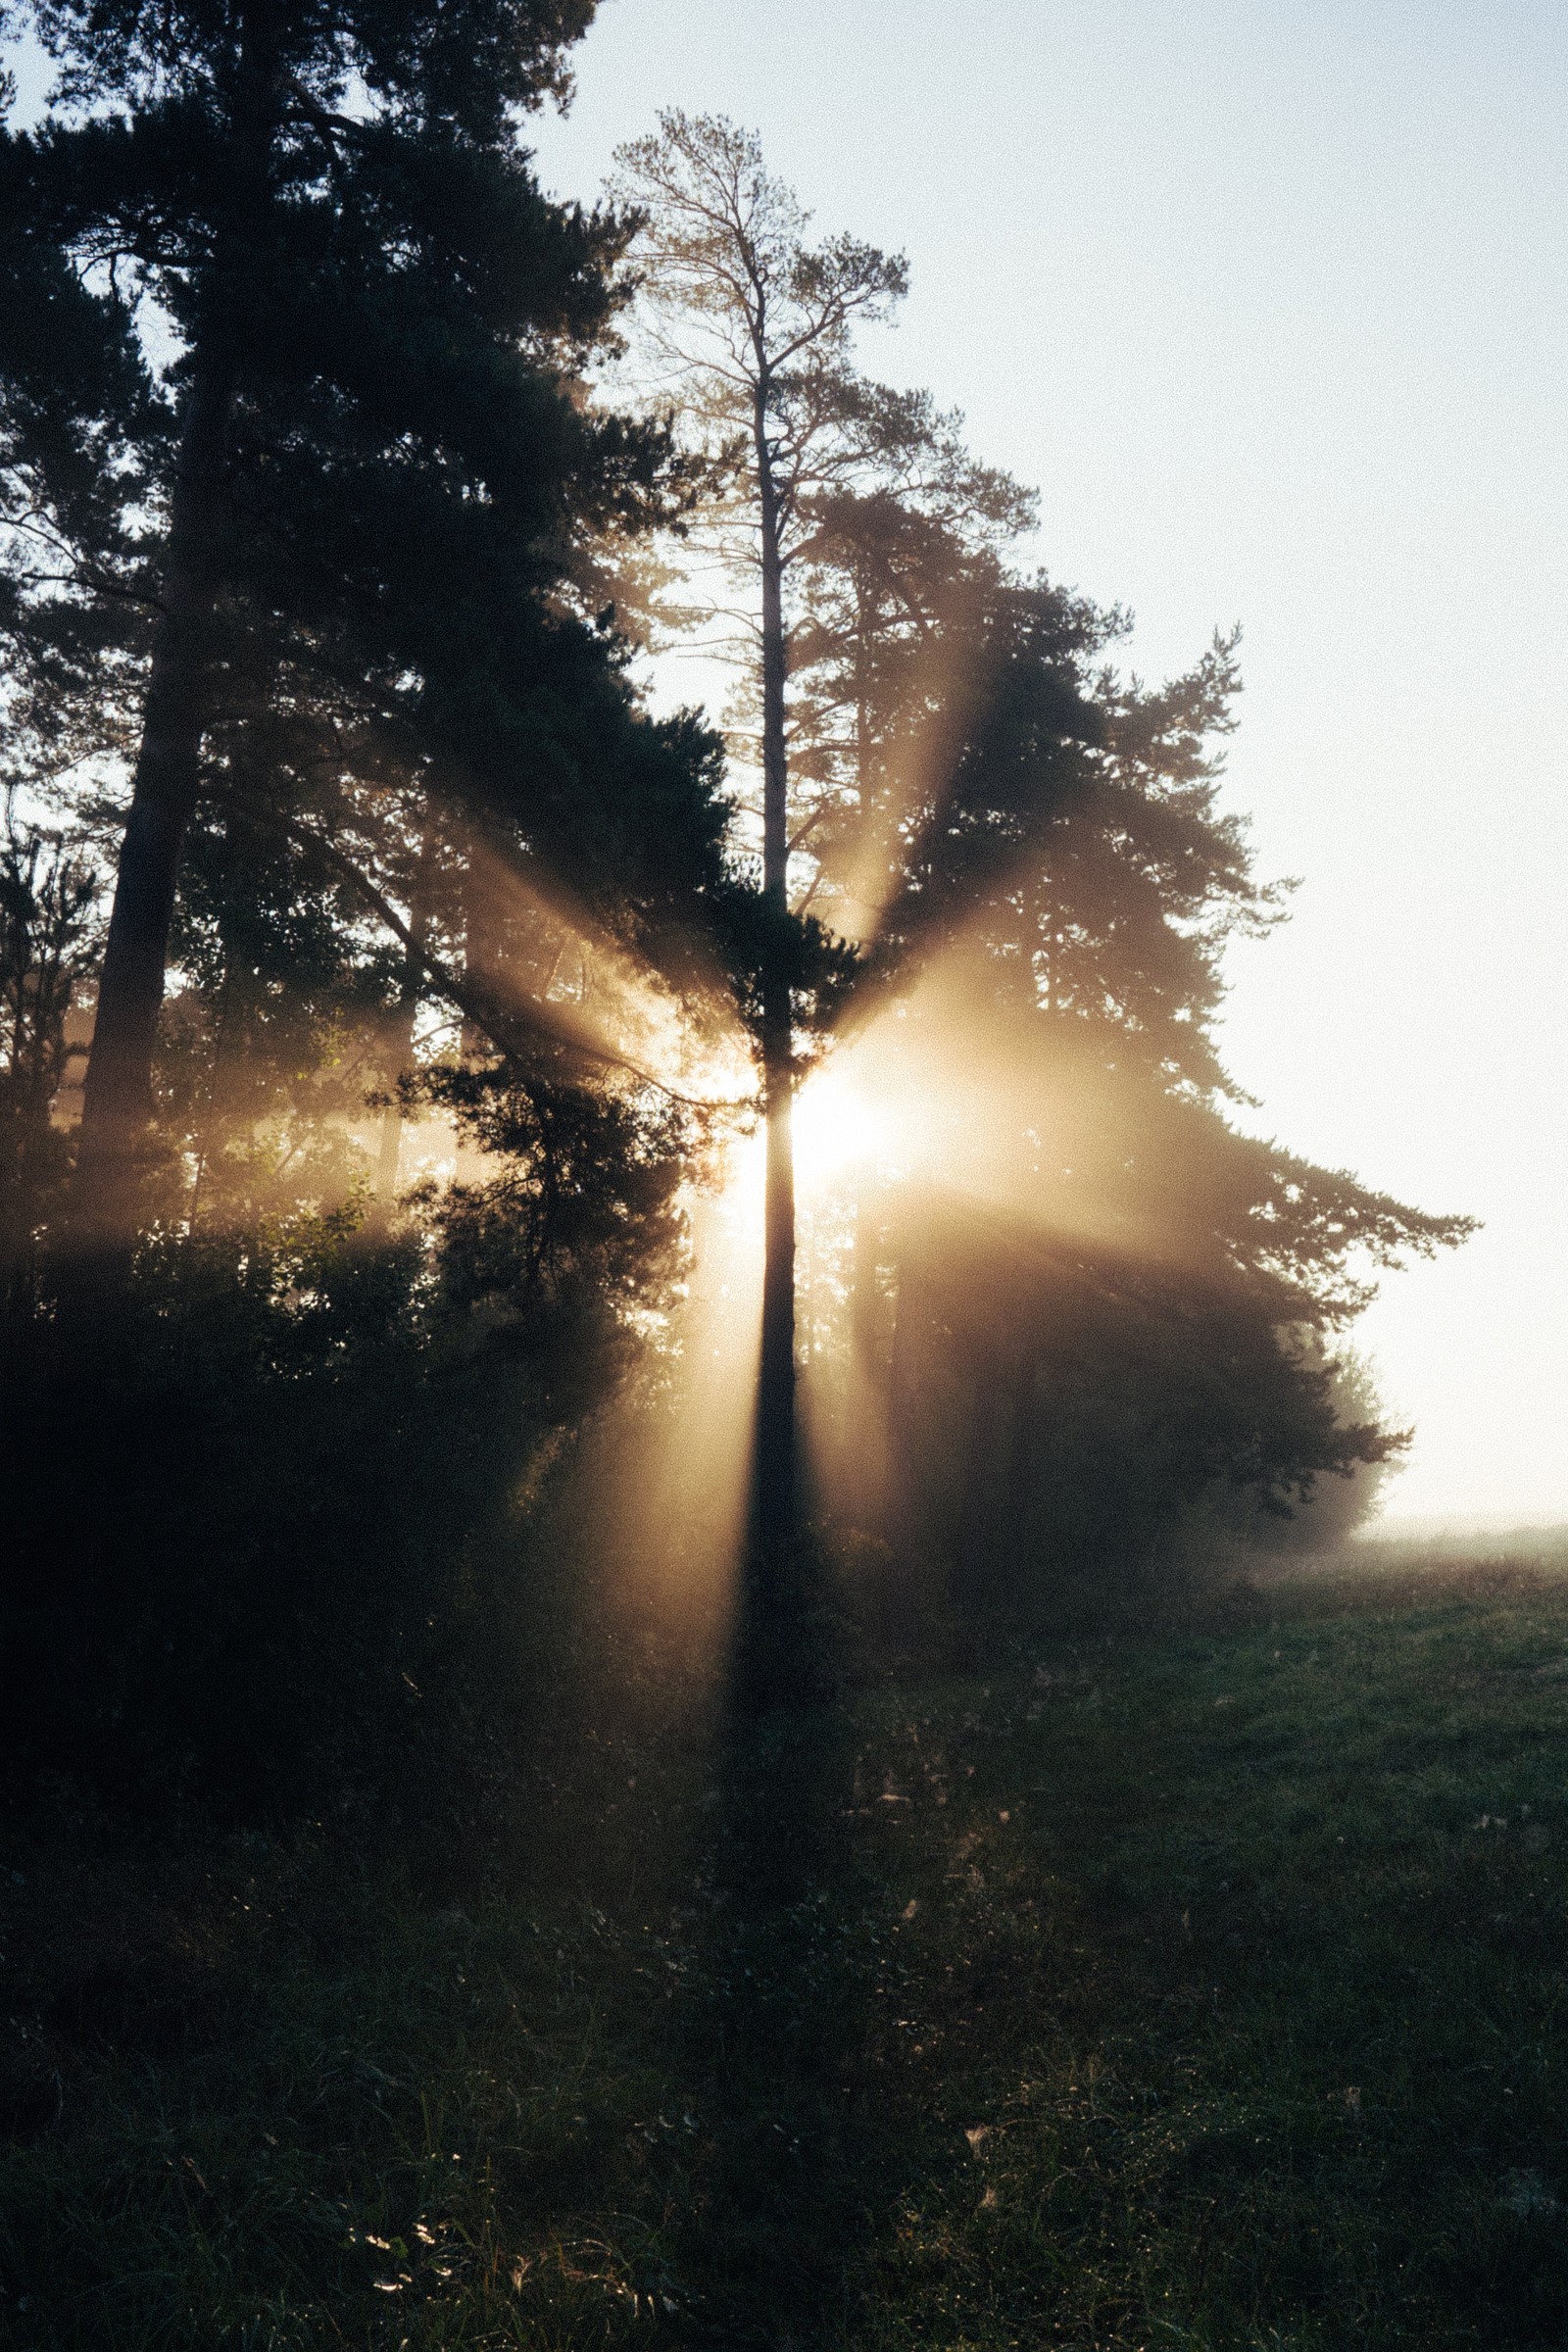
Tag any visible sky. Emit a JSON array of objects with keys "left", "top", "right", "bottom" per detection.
[
  {"left": 10, "top": 3, "right": 1567, "bottom": 1523},
  {"left": 518, "top": 0, "right": 1568, "bottom": 1527}
]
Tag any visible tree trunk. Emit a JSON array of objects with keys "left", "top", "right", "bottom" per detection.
[
  {"left": 956, "top": 1344, "right": 1005, "bottom": 1607},
  {"left": 753, "top": 379, "right": 797, "bottom": 1570},
  {"left": 846, "top": 1174, "right": 885, "bottom": 1504},
  {"left": 1001, "top": 1336, "right": 1039, "bottom": 1602},
  {"left": 881, "top": 1216, "right": 924, "bottom": 1608},
  {"left": 458, "top": 813, "right": 504, "bottom": 1063},
  {"left": 64, "top": 3, "right": 279, "bottom": 1291},
  {"left": 375, "top": 817, "right": 438, "bottom": 1204},
  {"left": 66, "top": 362, "right": 236, "bottom": 1278}
]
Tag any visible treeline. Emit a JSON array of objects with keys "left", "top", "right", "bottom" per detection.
[{"left": 0, "top": 8, "right": 1467, "bottom": 1801}]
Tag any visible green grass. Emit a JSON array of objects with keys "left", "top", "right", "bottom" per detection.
[{"left": 8, "top": 1558, "right": 1568, "bottom": 2347}]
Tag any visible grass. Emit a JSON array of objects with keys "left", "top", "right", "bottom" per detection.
[{"left": 7, "top": 1555, "right": 1568, "bottom": 2346}]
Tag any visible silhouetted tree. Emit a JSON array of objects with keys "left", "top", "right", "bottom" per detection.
[
  {"left": 612, "top": 111, "right": 907, "bottom": 1572},
  {"left": 800, "top": 606, "right": 1471, "bottom": 1621},
  {"left": 0, "top": 7, "right": 770, "bottom": 1789}
]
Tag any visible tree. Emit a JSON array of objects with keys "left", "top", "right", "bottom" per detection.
[
  {"left": 0, "top": 0, "right": 736, "bottom": 1288},
  {"left": 796, "top": 602, "right": 1473, "bottom": 1621},
  {"left": 611, "top": 110, "right": 913, "bottom": 1567}
]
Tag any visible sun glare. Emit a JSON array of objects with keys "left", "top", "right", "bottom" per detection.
[
  {"left": 792, "top": 1064, "right": 884, "bottom": 1194},
  {"left": 717, "top": 1056, "right": 892, "bottom": 1243}
]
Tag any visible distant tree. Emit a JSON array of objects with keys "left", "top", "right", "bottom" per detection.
[
  {"left": 1200, "top": 1344, "right": 1400, "bottom": 1557},
  {"left": 0, "top": 814, "right": 96, "bottom": 1325}
]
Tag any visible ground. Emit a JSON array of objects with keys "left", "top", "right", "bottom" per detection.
[{"left": 6, "top": 1553, "right": 1568, "bottom": 2348}]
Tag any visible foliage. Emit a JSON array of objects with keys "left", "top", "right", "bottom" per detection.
[
  {"left": 811, "top": 1195, "right": 1406, "bottom": 1634},
  {"left": 798, "top": 603, "right": 1468, "bottom": 1622},
  {"left": 1195, "top": 1342, "right": 1402, "bottom": 1555},
  {"left": 0, "top": 1020, "right": 699, "bottom": 1808},
  {"left": 0, "top": 814, "right": 96, "bottom": 1323},
  {"left": 0, "top": 0, "right": 748, "bottom": 1264}
]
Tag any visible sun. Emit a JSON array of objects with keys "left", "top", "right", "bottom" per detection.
[
  {"left": 718, "top": 1055, "right": 892, "bottom": 1237},
  {"left": 791, "top": 1061, "right": 885, "bottom": 1196}
]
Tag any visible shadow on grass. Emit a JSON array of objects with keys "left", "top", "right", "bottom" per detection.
[{"left": 654, "top": 1528, "right": 916, "bottom": 2347}]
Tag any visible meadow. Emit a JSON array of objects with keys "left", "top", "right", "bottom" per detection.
[{"left": 7, "top": 1547, "right": 1568, "bottom": 2349}]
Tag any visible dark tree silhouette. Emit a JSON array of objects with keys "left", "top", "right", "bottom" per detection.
[{"left": 0, "top": 0, "right": 734, "bottom": 1283}]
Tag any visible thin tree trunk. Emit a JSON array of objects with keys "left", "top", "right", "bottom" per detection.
[
  {"left": 374, "top": 1046, "right": 411, "bottom": 1200},
  {"left": 458, "top": 813, "right": 504, "bottom": 1062},
  {"left": 847, "top": 1175, "right": 885, "bottom": 1508},
  {"left": 882, "top": 1217, "right": 923, "bottom": 1606},
  {"left": 754, "top": 376, "right": 797, "bottom": 1569},
  {"left": 186, "top": 958, "right": 240, "bottom": 1234},
  {"left": 375, "top": 817, "right": 438, "bottom": 1204},
  {"left": 1002, "top": 1336, "right": 1039, "bottom": 1593},
  {"left": 956, "top": 1344, "right": 1005, "bottom": 1607}
]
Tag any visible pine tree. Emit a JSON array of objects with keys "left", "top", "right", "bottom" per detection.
[
  {"left": 0, "top": 0, "right": 732, "bottom": 1288},
  {"left": 611, "top": 110, "right": 909, "bottom": 1571},
  {"left": 800, "top": 601, "right": 1473, "bottom": 1613}
]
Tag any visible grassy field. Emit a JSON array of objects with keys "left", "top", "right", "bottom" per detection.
[{"left": 7, "top": 1554, "right": 1568, "bottom": 2347}]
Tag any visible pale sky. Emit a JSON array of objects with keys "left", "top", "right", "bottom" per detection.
[
  {"left": 526, "top": 0, "right": 1568, "bottom": 1527},
  {"left": 12, "top": 4, "right": 1567, "bottom": 1522}
]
